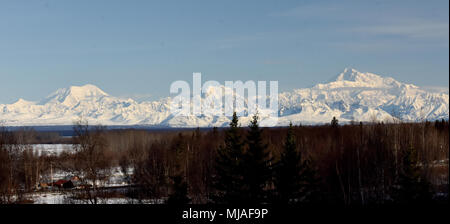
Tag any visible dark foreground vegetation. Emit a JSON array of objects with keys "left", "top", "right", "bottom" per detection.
[{"left": 0, "top": 115, "right": 448, "bottom": 205}]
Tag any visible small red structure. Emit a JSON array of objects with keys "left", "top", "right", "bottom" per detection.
[{"left": 52, "top": 179, "right": 69, "bottom": 188}]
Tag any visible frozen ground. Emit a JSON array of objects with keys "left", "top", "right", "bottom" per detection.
[
  {"left": 20, "top": 145, "right": 174, "bottom": 204},
  {"left": 31, "top": 192, "right": 70, "bottom": 204},
  {"left": 31, "top": 144, "right": 133, "bottom": 186},
  {"left": 40, "top": 166, "right": 133, "bottom": 188},
  {"left": 31, "top": 144, "right": 74, "bottom": 156},
  {"left": 28, "top": 191, "right": 164, "bottom": 204}
]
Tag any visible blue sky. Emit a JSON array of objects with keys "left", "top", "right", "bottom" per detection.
[{"left": 0, "top": 0, "right": 448, "bottom": 103}]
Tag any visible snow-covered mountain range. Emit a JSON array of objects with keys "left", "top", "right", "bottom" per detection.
[{"left": 1, "top": 68, "right": 448, "bottom": 127}]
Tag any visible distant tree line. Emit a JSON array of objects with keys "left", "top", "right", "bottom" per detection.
[{"left": 0, "top": 117, "right": 448, "bottom": 204}]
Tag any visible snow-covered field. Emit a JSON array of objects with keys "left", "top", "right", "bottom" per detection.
[
  {"left": 30, "top": 144, "right": 133, "bottom": 186},
  {"left": 27, "top": 144, "right": 136, "bottom": 204},
  {"left": 31, "top": 192, "right": 70, "bottom": 204},
  {"left": 31, "top": 144, "right": 74, "bottom": 156},
  {"left": 28, "top": 191, "right": 164, "bottom": 204}
]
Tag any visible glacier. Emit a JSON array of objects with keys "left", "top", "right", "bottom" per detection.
[{"left": 0, "top": 68, "right": 448, "bottom": 127}]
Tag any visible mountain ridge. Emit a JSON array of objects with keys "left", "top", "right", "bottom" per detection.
[{"left": 0, "top": 68, "right": 448, "bottom": 127}]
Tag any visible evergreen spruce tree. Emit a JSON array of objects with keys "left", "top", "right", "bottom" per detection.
[
  {"left": 193, "top": 127, "right": 201, "bottom": 140},
  {"left": 274, "top": 123, "right": 319, "bottom": 204},
  {"left": 167, "top": 133, "right": 190, "bottom": 205},
  {"left": 241, "top": 114, "right": 272, "bottom": 204},
  {"left": 167, "top": 175, "right": 191, "bottom": 205},
  {"left": 213, "top": 112, "right": 245, "bottom": 204},
  {"left": 212, "top": 126, "right": 218, "bottom": 137},
  {"left": 331, "top": 116, "right": 339, "bottom": 128},
  {"left": 392, "top": 144, "right": 432, "bottom": 204}
]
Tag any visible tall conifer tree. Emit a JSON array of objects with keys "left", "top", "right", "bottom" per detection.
[
  {"left": 213, "top": 112, "right": 245, "bottom": 204},
  {"left": 241, "top": 114, "right": 272, "bottom": 204},
  {"left": 392, "top": 144, "right": 432, "bottom": 204},
  {"left": 274, "top": 123, "right": 319, "bottom": 204}
]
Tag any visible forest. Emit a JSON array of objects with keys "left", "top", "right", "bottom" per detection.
[{"left": 0, "top": 114, "right": 448, "bottom": 205}]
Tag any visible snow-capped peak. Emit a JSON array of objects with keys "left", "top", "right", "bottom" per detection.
[
  {"left": 317, "top": 68, "right": 403, "bottom": 89},
  {"left": 39, "top": 84, "right": 109, "bottom": 106},
  {"left": 65, "top": 84, "right": 109, "bottom": 97},
  {"left": 335, "top": 67, "right": 362, "bottom": 82},
  {"left": 13, "top": 98, "right": 35, "bottom": 106}
]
